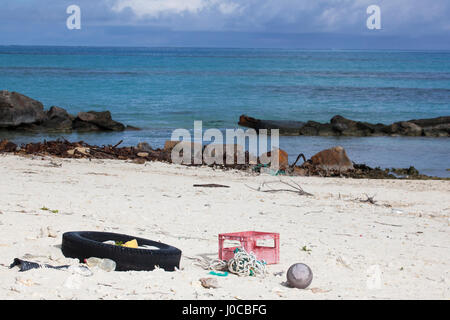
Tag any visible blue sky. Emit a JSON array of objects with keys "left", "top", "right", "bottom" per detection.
[{"left": 0, "top": 0, "right": 449, "bottom": 49}]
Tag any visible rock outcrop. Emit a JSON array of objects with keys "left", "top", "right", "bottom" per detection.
[
  {"left": 309, "top": 146, "right": 354, "bottom": 172},
  {"left": 76, "top": 111, "right": 125, "bottom": 131},
  {"left": 0, "top": 91, "right": 46, "bottom": 127},
  {"left": 238, "top": 114, "right": 450, "bottom": 137},
  {"left": 0, "top": 90, "right": 136, "bottom": 133}
]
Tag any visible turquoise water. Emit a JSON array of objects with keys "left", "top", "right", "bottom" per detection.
[{"left": 0, "top": 46, "right": 449, "bottom": 176}]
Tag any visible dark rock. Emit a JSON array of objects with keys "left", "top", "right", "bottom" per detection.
[
  {"left": 76, "top": 111, "right": 125, "bottom": 131},
  {"left": 47, "top": 106, "right": 74, "bottom": 121},
  {"left": 299, "top": 121, "right": 320, "bottom": 136},
  {"left": 409, "top": 116, "right": 450, "bottom": 127},
  {"left": 384, "top": 121, "right": 423, "bottom": 136},
  {"left": 391, "top": 166, "right": 420, "bottom": 177},
  {"left": 238, "top": 114, "right": 449, "bottom": 137},
  {"left": 72, "top": 118, "right": 102, "bottom": 132},
  {"left": 330, "top": 115, "right": 378, "bottom": 136},
  {"left": 330, "top": 115, "right": 356, "bottom": 133},
  {"left": 238, "top": 114, "right": 305, "bottom": 135},
  {"left": 0, "top": 91, "right": 135, "bottom": 133},
  {"left": 316, "top": 123, "right": 335, "bottom": 136},
  {"left": 422, "top": 123, "right": 450, "bottom": 137},
  {"left": 0, "top": 91, "right": 46, "bottom": 127},
  {"left": 40, "top": 106, "right": 74, "bottom": 132},
  {"left": 125, "top": 125, "right": 141, "bottom": 131},
  {"left": 309, "top": 146, "right": 354, "bottom": 172}
]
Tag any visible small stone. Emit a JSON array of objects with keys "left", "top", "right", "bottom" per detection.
[
  {"left": 40, "top": 226, "right": 57, "bottom": 238},
  {"left": 67, "top": 147, "right": 89, "bottom": 156},
  {"left": 200, "top": 278, "right": 219, "bottom": 289},
  {"left": 310, "top": 287, "right": 331, "bottom": 294},
  {"left": 47, "top": 227, "right": 58, "bottom": 238},
  {"left": 137, "top": 152, "right": 149, "bottom": 158},
  {"left": 136, "top": 142, "right": 152, "bottom": 152},
  {"left": 132, "top": 158, "right": 146, "bottom": 164},
  {"left": 75, "top": 147, "right": 90, "bottom": 155}
]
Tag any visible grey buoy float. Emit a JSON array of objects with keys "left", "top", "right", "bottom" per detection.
[{"left": 287, "top": 263, "right": 313, "bottom": 289}]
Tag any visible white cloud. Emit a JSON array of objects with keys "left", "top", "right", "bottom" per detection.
[
  {"left": 111, "top": 0, "right": 210, "bottom": 17},
  {"left": 219, "top": 2, "right": 241, "bottom": 15},
  {"left": 108, "top": 0, "right": 450, "bottom": 34},
  {"left": 111, "top": 0, "right": 242, "bottom": 17}
]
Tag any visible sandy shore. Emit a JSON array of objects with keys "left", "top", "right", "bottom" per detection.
[{"left": 0, "top": 153, "right": 449, "bottom": 300}]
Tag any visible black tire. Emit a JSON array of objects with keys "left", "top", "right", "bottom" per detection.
[{"left": 61, "top": 231, "right": 182, "bottom": 271}]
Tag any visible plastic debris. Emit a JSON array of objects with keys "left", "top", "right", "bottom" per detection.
[{"left": 84, "top": 257, "right": 116, "bottom": 272}]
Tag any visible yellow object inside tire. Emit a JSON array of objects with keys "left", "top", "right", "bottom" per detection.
[{"left": 123, "top": 239, "right": 138, "bottom": 248}]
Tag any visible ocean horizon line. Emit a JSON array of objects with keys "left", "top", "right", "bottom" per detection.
[{"left": 1, "top": 44, "right": 450, "bottom": 53}]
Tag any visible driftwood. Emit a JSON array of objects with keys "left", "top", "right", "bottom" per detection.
[
  {"left": 0, "top": 138, "right": 444, "bottom": 180},
  {"left": 360, "top": 194, "right": 377, "bottom": 205},
  {"left": 112, "top": 140, "right": 123, "bottom": 148},
  {"left": 374, "top": 221, "right": 403, "bottom": 227},
  {"left": 290, "top": 153, "right": 307, "bottom": 168},
  {"left": 246, "top": 179, "right": 313, "bottom": 196},
  {"left": 193, "top": 184, "right": 230, "bottom": 188}
]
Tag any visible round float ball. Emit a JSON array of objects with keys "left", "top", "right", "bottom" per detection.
[{"left": 287, "top": 263, "right": 313, "bottom": 289}]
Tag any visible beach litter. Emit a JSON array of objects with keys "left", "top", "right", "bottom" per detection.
[
  {"left": 286, "top": 263, "right": 313, "bottom": 289},
  {"left": 192, "top": 247, "right": 267, "bottom": 277},
  {"left": 122, "top": 239, "right": 138, "bottom": 248},
  {"left": 103, "top": 239, "right": 160, "bottom": 250},
  {"left": 208, "top": 271, "right": 228, "bottom": 277},
  {"left": 219, "top": 231, "right": 280, "bottom": 264},
  {"left": 359, "top": 194, "right": 377, "bottom": 205},
  {"left": 227, "top": 248, "right": 267, "bottom": 277},
  {"left": 62, "top": 231, "right": 182, "bottom": 271},
  {"left": 193, "top": 184, "right": 230, "bottom": 188},
  {"left": 84, "top": 257, "right": 116, "bottom": 272},
  {"left": 10, "top": 258, "right": 71, "bottom": 272},
  {"left": 245, "top": 179, "right": 313, "bottom": 197},
  {"left": 9, "top": 258, "right": 93, "bottom": 276}
]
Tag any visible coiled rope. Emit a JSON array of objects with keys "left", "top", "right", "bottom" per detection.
[
  {"left": 191, "top": 247, "right": 267, "bottom": 277},
  {"left": 227, "top": 248, "right": 267, "bottom": 277}
]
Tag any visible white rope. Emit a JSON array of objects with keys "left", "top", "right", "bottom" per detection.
[
  {"left": 188, "top": 247, "right": 267, "bottom": 277},
  {"left": 227, "top": 247, "right": 267, "bottom": 277},
  {"left": 193, "top": 258, "right": 228, "bottom": 271}
]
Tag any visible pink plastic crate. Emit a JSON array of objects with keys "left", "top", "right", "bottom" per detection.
[{"left": 218, "top": 231, "right": 280, "bottom": 264}]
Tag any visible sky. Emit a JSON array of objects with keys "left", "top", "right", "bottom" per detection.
[{"left": 0, "top": 0, "right": 449, "bottom": 49}]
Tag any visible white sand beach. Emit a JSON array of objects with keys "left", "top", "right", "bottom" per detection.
[{"left": 0, "top": 154, "right": 449, "bottom": 300}]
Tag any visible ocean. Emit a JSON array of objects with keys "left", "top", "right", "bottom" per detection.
[{"left": 0, "top": 46, "right": 449, "bottom": 177}]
